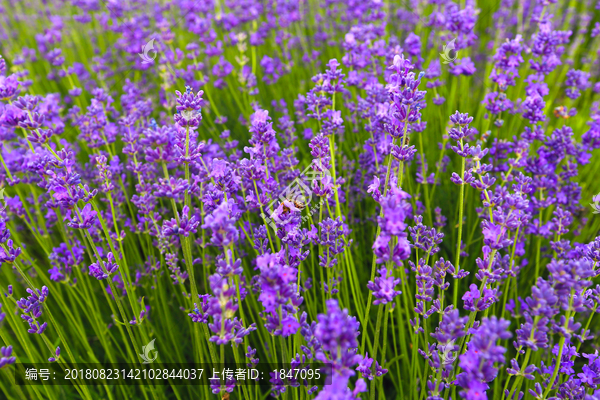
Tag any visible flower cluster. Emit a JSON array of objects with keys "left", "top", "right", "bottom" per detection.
[
  {"left": 1, "top": 1, "right": 600, "bottom": 400},
  {"left": 16, "top": 287, "right": 49, "bottom": 335}
]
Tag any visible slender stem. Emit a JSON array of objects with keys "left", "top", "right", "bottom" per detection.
[{"left": 453, "top": 155, "right": 466, "bottom": 307}]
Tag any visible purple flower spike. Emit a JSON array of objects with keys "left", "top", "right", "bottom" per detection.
[
  {"left": 457, "top": 317, "right": 511, "bottom": 398},
  {"left": 162, "top": 205, "right": 200, "bottom": 237},
  {"left": 174, "top": 86, "right": 204, "bottom": 127},
  {"left": 202, "top": 200, "right": 240, "bottom": 247},
  {"left": 67, "top": 204, "right": 97, "bottom": 230},
  {"left": 314, "top": 299, "right": 361, "bottom": 374},
  {"left": 0, "top": 346, "right": 16, "bottom": 368},
  {"left": 0, "top": 74, "right": 20, "bottom": 101},
  {"left": 367, "top": 267, "right": 402, "bottom": 305},
  {"left": 462, "top": 283, "right": 498, "bottom": 312},
  {"left": 17, "top": 286, "right": 49, "bottom": 334},
  {"left": 89, "top": 252, "right": 119, "bottom": 280},
  {"left": 48, "top": 346, "right": 60, "bottom": 362}
]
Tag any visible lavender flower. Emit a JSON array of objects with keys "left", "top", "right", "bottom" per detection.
[
  {"left": 0, "top": 346, "right": 15, "bottom": 368},
  {"left": 367, "top": 267, "right": 401, "bottom": 305},
  {"left": 16, "top": 286, "right": 49, "bottom": 334}
]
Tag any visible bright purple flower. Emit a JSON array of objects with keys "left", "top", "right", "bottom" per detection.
[
  {"left": 174, "top": 86, "right": 203, "bottom": 127},
  {"left": 202, "top": 200, "right": 240, "bottom": 247},
  {"left": 564, "top": 69, "right": 591, "bottom": 99},
  {"left": 0, "top": 346, "right": 15, "bottom": 368},
  {"left": 0, "top": 239, "right": 21, "bottom": 264},
  {"left": 162, "top": 205, "right": 200, "bottom": 237},
  {"left": 450, "top": 57, "right": 476, "bottom": 76},
  {"left": 462, "top": 284, "right": 498, "bottom": 312},
  {"left": 314, "top": 299, "right": 361, "bottom": 373},
  {"left": 48, "top": 241, "right": 84, "bottom": 282},
  {"left": 67, "top": 203, "right": 97, "bottom": 229},
  {"left": 16, "top": 286, "right": 49, "bottom": 335},
  {"left": 0, "top": 74, "right": 20, "bottom": 101},
  {"left": 367, "top": 267, "right": 401, "bottom": 305},
  {"left": 244, "top": 109, "right": 280, "bottom": 160},
  {"left": 255, "top": 250, "right": 303, "bottom": 336},
  {"left": 48, "top": 346, "right": 60, "bottom": 362},
  {"left": 385, "top": 54, "right": 427, "bottom": 140},
  {"left": 88, "top": 252, "right": 119, "bottom": 280},
  {"left": 481, "top": 221, "right": 511, "bottom": 250},
  {"left": 457, "top": 317, "right": 511, "bottom": 398}
]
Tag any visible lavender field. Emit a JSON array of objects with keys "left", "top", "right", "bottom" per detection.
[{"left": 1, "top": 0, "right": 600, "bottom": 399}]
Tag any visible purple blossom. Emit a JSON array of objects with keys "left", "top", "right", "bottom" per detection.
[
  {"left": 88, "top": 252, "right": 119, "bottom": 280},
  {"left": 162, "top": 205, "right": 200, "bottom": 237},
  {"left": 16, "top": 286, "right": 49, "bottom": 334},
  {"left": 367, "top": 267, "right": 401, "bottom": 305},
  {"left": 457, "top": 317, "right": 512, "bottom": 399},
  {"left": 67, "top": 203, "right": 97, "bottom": 230},
  {"left": 0, "top": 346, "right": 15, "bottom": 368},
  {"left": 202, "top": 200, "right": 240, "bottom": 247}
]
